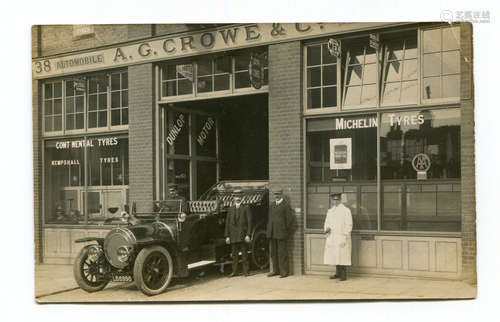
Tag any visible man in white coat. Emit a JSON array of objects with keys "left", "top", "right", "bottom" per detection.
[{"left": 323, "top": 193, "right": 353, "bottom": 281}]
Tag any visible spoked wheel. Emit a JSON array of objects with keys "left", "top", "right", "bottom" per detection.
[
  {"left": 73, "top": 245, "right": 110, "bottom": 292},
  {"left": 251, "top": 230, "right": 269, "bottom": 270},
  {"left": 133, "top": 246, "right": 173, "bottom": 296}
]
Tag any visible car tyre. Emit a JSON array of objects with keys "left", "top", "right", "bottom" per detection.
[
  {"left": 133, "top": 245, "right": 173, "bottom": 296},
  {"left": 251, "top": 229, "right": 269, "bottom": 270},
  {"left": 73, "top": 245, "right": 110, "bottom": 293}
]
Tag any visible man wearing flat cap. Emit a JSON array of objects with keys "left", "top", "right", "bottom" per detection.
[
  {"left": 266, "top": 189, "right": 295, "bottom": 278},
  {"left": 225, "top": 190, "right": 252, "bottom": 277},
  {"left": 323, "top": 193, "right": 353, "bottom": 281},
  {"left": 166, "top": 183, "right": 187, "bottom": 212}
]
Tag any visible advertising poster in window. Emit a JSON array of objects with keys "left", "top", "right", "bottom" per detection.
[{"left": 330, "top": 138, "right": 352, "bottom": 169}]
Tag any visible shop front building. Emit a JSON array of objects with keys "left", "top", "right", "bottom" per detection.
[{"left": 32, "top": 23, "right": 475, "bottom": 281}]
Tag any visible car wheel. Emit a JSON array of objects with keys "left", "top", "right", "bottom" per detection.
[
  {"left": 73, "top": 245, "right": 110, "bottom": 293},
  {"left": 133, "top": 245, "right": 173, "bottom": 296},
  {"left": 251, "top": 230, "right": 269, "bottom": 270}
]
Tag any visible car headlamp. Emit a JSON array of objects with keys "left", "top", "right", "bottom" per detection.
[
  {"left": 116, "top": 246, "right": 131, "bottom": 263},
  {"left": 178, "top": 212, "right": 187, "bottom": 223},
  {"left": 87, "top": 245, "right": 102, "bottom": 261}
]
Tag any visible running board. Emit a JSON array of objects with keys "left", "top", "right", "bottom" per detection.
[{"left": 187, "top": 260, "right": 216, "bottom": 270}]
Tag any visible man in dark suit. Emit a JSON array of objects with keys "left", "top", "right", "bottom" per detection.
[
  {"left": 225, "top": 190, "right": 252, "bottom": 277},
  {"left": 266, "top": 189, "right": 295, "bottom": 278}
]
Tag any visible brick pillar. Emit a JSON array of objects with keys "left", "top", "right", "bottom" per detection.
[
  {"left": 460, "top": 22, "right": 476, "bottom": 283},
  {"left": 128, "top": 64, "right": 155, "bottom": 211},
  {"left": 268, "top": 41, "right": 304, "bottom": 275},
  {"left": 32, "top": 26, "right": 42, "bottom": 264}
]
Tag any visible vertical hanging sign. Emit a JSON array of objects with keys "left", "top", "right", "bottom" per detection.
[
  {"left": 330, "top": 138, "right": 352, "bottom": 170},
  {"left": 249, "top": 52, "right": 265, "bottom": 89}
]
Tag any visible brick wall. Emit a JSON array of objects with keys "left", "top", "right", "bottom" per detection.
[
  {"left": 268, "top": 41, "right": 304, "bottom": 275},
  {"left": 460, "top": 22, "right": 476, "bottom": 283},
  {"left": 128, "top": 64, "right": 155, "bottom": 211}
]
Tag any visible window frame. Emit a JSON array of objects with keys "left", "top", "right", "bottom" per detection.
[{"left": 42, "top": 69, "right": 129, "bottom": 137}]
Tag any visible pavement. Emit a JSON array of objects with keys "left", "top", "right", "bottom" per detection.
[{"left": 35, "top": 264, "right": 477, "bottom": 302}]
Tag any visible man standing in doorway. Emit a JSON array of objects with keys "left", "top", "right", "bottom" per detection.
[
  {"left": 225, "top": 190, "right": 252, "bottom": 277},
  {"left": 166, "top": 183, "right": 186, "bottom": 212},
  {"left": 266, "top": 189, "right": 294, "bottom": 278},
  {"left": 323, "top": 193, "right": 353, "bottom": 281}
]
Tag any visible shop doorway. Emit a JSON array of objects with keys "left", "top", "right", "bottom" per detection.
[{"left": 160, "top": 93, "right": 268, "bottom": 200}]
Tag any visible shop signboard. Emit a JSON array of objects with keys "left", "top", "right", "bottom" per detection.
[{"left": 330, "top": 138, "right": 352, "bottom": 170}]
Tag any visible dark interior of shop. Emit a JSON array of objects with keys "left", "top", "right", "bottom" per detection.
[{"left": 177, "top": 93, "right": 269, "bottom": 181}]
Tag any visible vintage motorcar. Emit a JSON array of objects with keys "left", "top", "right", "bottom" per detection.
[{"left": 73, "top": 180, "right": 269, "bottom": 296}]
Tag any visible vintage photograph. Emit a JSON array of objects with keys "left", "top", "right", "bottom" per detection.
[{"left": 31, "top": 22, "right": 477, "bottom": 302}]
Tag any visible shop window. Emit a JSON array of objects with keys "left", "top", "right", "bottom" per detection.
[
  {"left": 44, "top": 136, "right": 129, "bottom": 225},
  {"left": 110, "top": 71, "right": 128, "bottom": 126},
  {"left": 342, "top": 38, "right": 378, "bottom": 109},
  {"left": 380, "top": 108, "right": 461, "bottom": 232},
  {"left": 197, "top": 56, "right": 231, "bottom": 93},
  {"left": 166, "top": 110, "right": 189, "bottom": 155},
  {"left": 306, "top": 115, "right": 377, "bottom": 230},
  {"left": 166, "top": 159, "right": 190, "bottom": 200},
  {"left": 422, "top": 26, "right": 461, "bottom": 101},
  {"left": 305, "top": 43, "right": 339, "bottom": 109},
  {"left": 161, "top": 63, "right": 194, "bottom": 97},
  {"left": 44, "top": 81, "right": 63, "bottom": 132},
  {"left": 381, "top": 31, "right": 418, "bottom": 106},
  {"left": 196, "top": 161, "right": 217, "bottom": 199},
  {"left": 194, "top": 114, "right": 217, "bottom": 157}
]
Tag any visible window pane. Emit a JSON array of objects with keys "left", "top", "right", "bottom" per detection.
[
  {"left": 45, "top": 116, "right": 52, "bottom": 132},
  {"left": 66, "top": 81, "right": 75, "bottom": 97},
  {"left": 122, "top": 108, "right": 128, "bottom": 125},
  {"left": 214, "top": 56, "right": 230, "bottom": 74},
  {"left": 442, "top": 51, "right": 460, "bottom": 74},
  {"left": 66, "top": 97, "right": 75, "bottom": 114},
  {"left": 54, "top": 115, "right": 62, "bottom": 131},
  {"left": 98, "top": 111, "right": 107, "bottom": 127},
  {"left": 323, "top": 86, "right": 337, "bottom": 107},
  {"left": 178, "top": 79, "right": 193, "bottom": 95},
  {"left": 112, "top": 109, "right": 121, "bottom": 126},
  {"left": 196, "top": 162, "right": 217, "bottom": 199},
  {"left": 346, "top": 65, "right": 363, "bottom": 86},
  {"left": 54, "top": 99, "right": 62, "bottom": 114},
  {"left": 382, "top": 82, "right": 400, "bottom": 105},
  {"left": 344, "top": 86, "right": 361, "bottom": 106},
  {"left": 75, "top": 96, "right": 84, "bottom": 112},
  {"left": 307, "top": 67, "right": 321, "bottom": 87},
  {"left": 235, "top": 53, "right": 250, "bottom": 71},
  {"left": 442, "top": 27, "right": 460, "bottom": 51},
  {"left": 442, "top": 74, "right": 460, "bottom": 98},
  {"left": 54, "top": 82, "right": 62, "bottom": 98},
  {"left": 214, "top": 74, "right": 230, "bottom": 91},
  {"left": 98, "top": 93, "right": 107, "bottom": 110},
  {"left": 88, "top": 94, "right": 97, "bottom": 111},
  {"left": 349, "top": 46, "right": 365, "bottom": 65},
  {"left": 423, "top": 28, "right": 441, "bottom": 53},
  {"left": 423, "top": 53, "right": 442, "bottom": 77},
  {"left": 322, "top": 65, "right": 337, "bottom": 86},
  {"left": 402, "top": 59, "right": 418, "bottom": 80},
  {"left": 385, "top": 61, "right": 402, "bottom": 82},
  {"left": 111, "top": 92, "right": 120, "bottom": 108},
  {"left": 89, "top": 79, "right": 97, "bottom": 93},
  {"left": 164, "top": 80, "right": 177, "bottom": 96},
  {"left": 197, "top": 58, "right": 212, "bottom": 76},
  {"left": 121, "top": 90, "right": 128, "bottom": 107},
  {"left": 166, "top": 159, "right": 190, "bottom": 200},
  {"left": 364, "top": 47, "right": 377, "bottom": 64},
  {"left": 43, "top": 139, "right": 84, "bottom": 224},
  {"left": 400, "top": 80, "right": 418, "bottom": 104},
  {"left": 166, "top": 111, "right": 189, "bottom": 155},
  {"left": 387, "top": 40, "right": 404, "bottom": 60},
  {"left": 45, "top": 100, "right": 53, "bottom": 115},
  {"left": 307, "top": 45, "right": 321, "bottom": 66},
  {"left": 307, "top": 88, "right": 321, "bottom": 109},
  {"left": 235, "top": 71, "right": 250, "bottom": 88},
  {"left": 423, "top": 76, "right": 441, "bottom": 99},
  {"left": 164, "top": 65, "right": 176, "bottom": 80},
  {"left": 75, "top": 113, "right": 84, "bottom": 129},
  {"left": 66, "top": 114, "right": 74, "bottom": 130},
  {"left": 111, "top": 73, "right": 120, "bottom": 91},
  {"left": 405, "top": 37, "right": 418, "bottom": 59},
  {"left": 361, "top": 84, "right": 377, "bottom": 106},
  {"left": 197, "top": 76, "right": 212, "bottom": 93},
  {"left": 363, "top": 64, "right": 377, "bottom": 84},
  {"left": 122, "top": 72, "right": 128, "bottom": 89},
  {"left": 88, "top": 112, "right": 97, "bottom": 128},
  {"left": 44, "top": 83, "right": 52, "bottom": 99}
]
